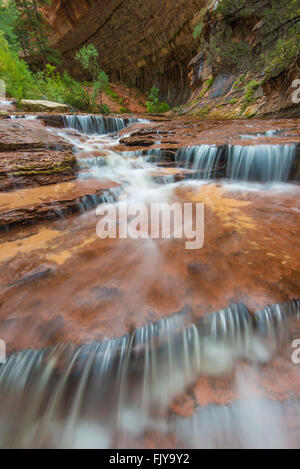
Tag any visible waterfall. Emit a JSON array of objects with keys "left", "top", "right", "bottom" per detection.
[
  {"left": 145, "top": 148, "right": 163, "bottom": 162},
  {"left": 62, "top": 115, "right": 148, "bottom": 135},
  {"left": 227, "top": 144, "right": 295, "bottom": 182},
  {"left": 174, "top": 398, "right": 300, "bottom": 449},
  {"left": 240, "top": 130, "right": 281, "bottom": 139},
  {"left": 78, "top": 157, "right": 106, "bottom": 170},
  {"left": 0, "top": 100, "right": 11, "bottom": 106},
  {"left": 175, "top": 145, "right": 220, "bottom": 178},
  {"left": 172, "top": 144, "right": 296, "bottom": 183},
  {"left": 0, "top": 300, "right": 298, "bottom": 448}
]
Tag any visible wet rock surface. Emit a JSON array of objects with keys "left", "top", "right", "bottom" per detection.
[
  {"left": 0, "top": 150, "right": 77, "bottom": 192},
  {"left": 0, "top": 179, "right": 120, "bottom": 229},
  {"left": 42, "top": 0, "right": 200, "bottom": 106},
  {"left": 118, "top": 118, "right": 300, "bottom": 150},
  {"left": 0, "top": 119, "right": 71, "bottom": 152},
  {"left": 0, "top": 182, "right": 299, "bottom": 353},
  {"left": 0, "top": 113, "right": 299, "bottom": 449}
]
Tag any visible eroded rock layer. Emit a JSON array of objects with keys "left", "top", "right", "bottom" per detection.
[{"left": 43, "top": 0, "right": 205, "bottom": 105}]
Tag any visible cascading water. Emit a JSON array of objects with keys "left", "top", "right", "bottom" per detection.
[
  {"left": 174, "top": 145, "right": 220, "bottom": 179},
  {"left": 171, "top": 144, "right": 297, "bottom": 183},
  {"left": 174, "top": 396, "right": 300, "bottom": 449},
  {"left": 62, "top": 115, "right": 148, "bottom": 135},
  {"left": 0, "top": 300, "right": 298, "bottom": 448},
  {"left": 1, "top": 110, "right": 299, "bottom": 448},
  {"left": 227, "top": 144, "right": 296, "bottom": 183}
]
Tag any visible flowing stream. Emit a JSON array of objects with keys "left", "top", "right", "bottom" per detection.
[{"left": 0, "top": 115, "right": 299, "bottom": 448}]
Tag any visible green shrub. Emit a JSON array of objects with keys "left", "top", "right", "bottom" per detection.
[
  {"left": 0, "top": 33, "right": 90, "bottom": 109},
  {"left": 193, "top": 23, "right": 202, "bottom": 39},
  {"left": 106, "top": 86, "right": 124, "bottom": 105},
  {"left": 146, "top": 87, "right": 170, "bottom": 113},
  {"left": 244, "top": 80, "right": 260, "bottom": 103},
  {"left": 0, "top": 32, "right": 40, "bottom": 101},
  {"left": 75, "top": 45, "right": 109, "bottom": 111},
  {"left": 119, "top": 106, "right": 130, "bottom": 113},
  {"left": 100, "top": 104, "right": 110, "bottom": 115},
  {"left": 35, "top": 65, "right": 90, "bottom": 109}
]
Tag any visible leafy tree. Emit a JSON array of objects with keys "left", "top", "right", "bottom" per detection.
[
  {"left": 0, "top": 0, "right": 19, "bottom": 50},
  {"left": 146, "top": 87, "right": 170, "bottom": 113},
  {"left": 75, "top": 45, "right": 109, "bottom": 113},
  {"left": 11, "top": 0, "right": 60, "bottom": 67},
  {"left": 0, "top": 32, "right": 89, "bottom": 109}
]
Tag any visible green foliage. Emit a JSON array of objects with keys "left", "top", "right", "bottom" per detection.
[
  {"left": 0, "top": 0, "right": 19, "bottom": 50},
  {"left": 75, "top": 45, "right": 99, "bottom": 79},
  {"left": 146, "top": 87, "right": 170, "bottom": 114},
  {"left": 76, "top": 45, "right": 109, "bottom": 112},
  {"left": 0, "top": 33, "right": 89, "bottom": 109},
  {"left": 198, "top": 76, "right": 214, "bottom": 100},
  {"left": 0, "top": 32, "right": 40, "bottom": 101},
  {"left": 106, "top": 86, "right": 124, "bottom": 105},
  {"left": 198, "top": 105, "right": 210, "bottom": 117},
  {"left": 11, "top": 0, "right": 59, "bottom": 66},
  {"left": 233, "top": 75, "right": 245, "bottom": 90},
  {"left": 99, "top": 104, "right": 110, "bottom": 115},
  {"left": 93, "top": 70, "right": 109, "bottom": 96},
  {"left": 194, "top": 0, "right": 300, "bottom": 76},
  {"left": 35, "top": 66, "right": 90, "bottom": 109},
  {"left": 242, "top": 80, "right": 261, "bottom": 106},
  {"left": 119, "top": 106, "right": 130, "bottom": 114},
  {"left": 193, "top": 23, "right": 202, "bottom": 39}
]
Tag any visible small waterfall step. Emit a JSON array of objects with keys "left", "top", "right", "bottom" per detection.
[
  {"left": 148, "top": 144, "right": 299, "bottom": 182},
  {"left": 227, "top": 144, "right": 296, "bottom": 182},
  {"left": 0, "top": 300, "right": 298, "bottom": 448},
  {"left": 62, "top": 115, "right": 149, "bottom": 135}
]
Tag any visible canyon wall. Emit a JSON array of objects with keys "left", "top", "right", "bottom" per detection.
[
  {"left": 43, "top": 0, "right": 206, "bottom": 106},
  {"left": 181, "top": 1, "right": 300, "bottom": 118},
  {"left": 43, "top": 0, "right": 300, "bottom": 118}
]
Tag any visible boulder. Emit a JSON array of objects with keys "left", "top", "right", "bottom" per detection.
[{"left": 20, "top": 99, "right": 69, "bottom": 113}]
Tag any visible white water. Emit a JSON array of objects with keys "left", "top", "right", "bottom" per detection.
[
  {"left": 0, "top": 100, "right": 11, "bottom": 106},
  {"left": 0, "top": 115, "right": 299, "bottom": 448},
  {"left": 62, "top": 115, "right": 149, "bottom": 135},
  {"left": 10, "top": 115, "right": 38, "bottom": 120},
  {"left": 227, "top": 144, "right": 296, "bottom": 182},
  {"left": 167, "top": 143, "right": 296, "bottom": 182},
  {"left": 0, "top": 300, "right": 298, "bottom": 448}
]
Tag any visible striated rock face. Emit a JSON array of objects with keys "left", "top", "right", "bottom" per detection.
[
  {"left": 0, "top": 119, "right": 76, "bottom": 192},
  {"left": 42, "top": 0, "right": 206, "bottom": 106},
  {"left": 182, "top": 2, "right": 300, "bottom": 119}
]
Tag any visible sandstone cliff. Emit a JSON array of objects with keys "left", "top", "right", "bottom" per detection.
[
  {"left": 181, "top": 0, "right": 300, "bottom": 119},
  {"left": 43, "top": 0, "right": 206, "bottom": 106},
  {"left": 43, "top": 0, "right": 300, "bottom": 118}
]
